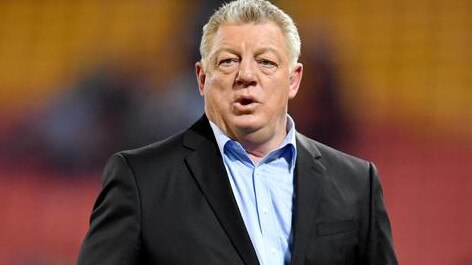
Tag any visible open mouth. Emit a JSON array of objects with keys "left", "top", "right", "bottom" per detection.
[
  {"left": 233, "top": 96, "right": 258, "bottom": 113},
  {"left": 239, "top": 98, "right": 254, "bottom": 105}
]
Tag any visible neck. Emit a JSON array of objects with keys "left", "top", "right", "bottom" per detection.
[
  {"left": 207, "top": 113, "right": 290, "bottom": 164},
  {"left": 235, "top": 121, "right": 288, "bottom": 164}
]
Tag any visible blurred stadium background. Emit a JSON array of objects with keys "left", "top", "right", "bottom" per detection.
[{"left": 0, "top": 0, "right": 471, "bottom": 264}]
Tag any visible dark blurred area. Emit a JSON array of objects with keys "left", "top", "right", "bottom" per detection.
[{"left": 0, "top": 1, "right": 471, "bottom": 265}]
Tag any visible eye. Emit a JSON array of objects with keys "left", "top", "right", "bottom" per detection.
[
  {"left": 218, "top": 58, "right": 239, "bottom": 68},
  {"left": 258, "top": 59, "right": 277, "bottom": 69}
]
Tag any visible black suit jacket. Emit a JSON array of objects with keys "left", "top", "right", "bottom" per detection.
[{"left": 77, "top": 115, "right": 398, "bottom": 265}]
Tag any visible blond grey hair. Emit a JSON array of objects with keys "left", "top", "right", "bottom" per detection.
[{"left": 199, "top": 0, "right": 301, "bottom": 69}]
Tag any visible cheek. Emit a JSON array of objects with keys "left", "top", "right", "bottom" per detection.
[
  {"left": 266, "top": 82, "right": 290, "bottom": 103},
  {"left": 208, "top": 75, "right": 234, "bottom": 94},
  {"left": 204, "top": 76, "right": 233, "bottom": 106}
]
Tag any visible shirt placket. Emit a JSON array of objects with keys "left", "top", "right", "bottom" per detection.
[{"left": 253, "top": 162, "right": 281, "bottom": 265}]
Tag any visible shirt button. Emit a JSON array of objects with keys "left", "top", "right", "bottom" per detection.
[{"left": 262, "top": 207, "right": 269, "bottom": 214}]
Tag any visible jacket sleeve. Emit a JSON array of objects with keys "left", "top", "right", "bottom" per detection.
[
  {"left": 367, "top": 162, "right": 399, "bottom": 265},
  {"left": 77, "top": 153, "right": 142, "bottom": 265}
]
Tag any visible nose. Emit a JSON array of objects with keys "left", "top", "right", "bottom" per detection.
[{"left": 235, "top": 59, "right": 257, "bottom": 87}]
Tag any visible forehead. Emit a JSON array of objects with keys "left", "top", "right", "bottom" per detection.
[{"left": 210, "top": 22, "right": 289, "bottom": 56}]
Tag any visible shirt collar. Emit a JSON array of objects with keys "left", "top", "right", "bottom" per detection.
[{"left": 209, "top": 115, "right": 297, "bottom": 168}]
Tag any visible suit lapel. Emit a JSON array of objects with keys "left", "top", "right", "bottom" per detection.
[
  {"left": 183, "top": 116, "right": 260, "bottom": 265},
  {"left": 290, "top": 134, "right": 327, "bottom": 265}
]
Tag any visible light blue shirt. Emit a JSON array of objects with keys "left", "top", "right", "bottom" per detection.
[{"left": 209, "top": 116, "right": 297, "bottom": 265}]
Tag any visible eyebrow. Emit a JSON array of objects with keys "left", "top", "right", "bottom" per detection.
[
  {"left": 212, "top": 47, "right": 283, "bottom": 60},
  {"left": 210, "top": 48, "right": 239, "bottom": 66},
  {"left": 254, "top": 47, "right": 282, "bottom": 61}
]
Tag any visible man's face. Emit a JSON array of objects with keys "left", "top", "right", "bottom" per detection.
[{"left": 196, "top": 22, "right": 303, "bottom": 143}]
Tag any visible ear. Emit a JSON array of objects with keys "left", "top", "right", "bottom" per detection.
[
  {"left": 288, "top": 63, "right": 303, "bottom": 99},
  {"left": 195, "top": 62, "right": 206, "bottom": 96}
]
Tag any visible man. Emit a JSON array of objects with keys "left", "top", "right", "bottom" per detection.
[{"left": 77, "top": 1, "right": 398, "bottom": 265}]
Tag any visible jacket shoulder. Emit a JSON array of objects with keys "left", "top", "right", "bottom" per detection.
[
  {"left": 118, "top": 115, "right": 213, "bottom": 163},
  {"left": 297, "top": 132, "right": 371, "bottom": 176},
  {"left": 121, "top": 132, "right": 186, "bottom": 159}
]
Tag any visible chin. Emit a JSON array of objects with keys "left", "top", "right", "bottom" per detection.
[{"left": 230, "top": 114, "right": 265, "bottom": 134}]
